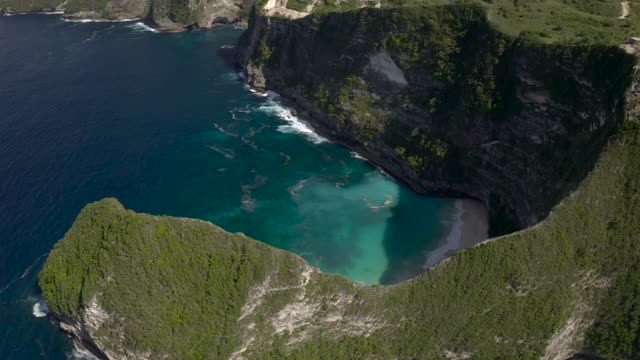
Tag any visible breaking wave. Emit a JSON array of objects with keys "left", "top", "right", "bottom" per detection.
[
  {"left": 69, "top": 346, "right": 99, "bottom": 360},
  {"left": 257, "top": 92, "right": 327, "bottom": 144},
  {"left": 32, "top": 299, "right": 49, "bottom": 318},
  {"left": 350, "top": 151, "right": 366, "bottom": 160},
  {"left": 127, "top": 21, "right": 156, "bottom": 32},
  {"left": 245, "top": 85, "right": 268, "bottom": 97},
  {"left": 64, "top": 17, "right": 139, "bottom": 23}
]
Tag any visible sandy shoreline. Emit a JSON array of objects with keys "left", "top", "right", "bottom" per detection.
[{"left": 423, "top": 198, "right": 488, "bottom": 269}]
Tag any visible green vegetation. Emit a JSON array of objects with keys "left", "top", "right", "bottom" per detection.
[
  {"left": 333, "top": 76, "right": 390, "bottom": 140},
  {"left": 39, "top": 199, "right": 293, "bottom": 358},
  {"left": 480, "top": 0, "right": 640, "bottom": 44},
  {"left": 285, "top": 0, "right": 309, "bottom": 12},
  {"left": 39, "top": 119, "right": 640, "bottom": 358},
  {"left": 147, "top": 0, "right": 203, "bottom": 24},
  {"left": 585, "top": 120, "right": 640, "bottom": 359},
  {"left": 255, "top": 37, "right": 273, "bottom": 65},
  {"left": 311, "top": 0, "right": 364, "bottom": 14},
  {"left": 248, "top": 3, "right": 634, "bottom": 235},
  {"left": 262, "top": 0, "right": 640, "bottom": 45},
  {"left": 0, "top": 0, "right": 61, "bottom": 11},
  {"left": 19, "top": 0, "right": 640, "bottom": 357},
  {"left": 392, "top": 129, "right": 447, "bottom": 173},
  {"left": 166, "top": 0, "right": 202, "bottom": 24},
  {"left": 64, "top": 0, "right": 108, "bottom": 13},
  {"left": 352, "top": 0, "right": 640, "bottom": 45}
]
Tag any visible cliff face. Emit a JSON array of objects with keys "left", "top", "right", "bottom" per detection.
[
  {"left": 238, "top": 5, "right": 635, "bottom": 234},
  {"left": 39, "top": 114, "right": 640, "bottom": 360},
  {"left": 0, "top": 0, "right": 255, "bottom": 30}
]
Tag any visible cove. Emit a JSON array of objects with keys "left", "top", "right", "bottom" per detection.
[{"left": 0, "top": 14, "right": 486, "bottom": 358}]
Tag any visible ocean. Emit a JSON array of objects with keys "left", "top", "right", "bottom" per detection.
[{"left": 0, "top": 14, "right": 463, "bottom": 359}]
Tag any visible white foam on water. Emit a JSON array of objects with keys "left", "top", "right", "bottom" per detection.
[
  {"left": 376, "top": 167, "right": 392, "bottom": 178},
  {"left": 69, "top": 346, "right": 99, "bottom": 360},
  {"left": 220, "top": 44, "right": 235, "bottom": 49},
  {"left": 257, "top": 93, "right": 327, "bottom": 144},
  {"left": 350, "top": 151, "right": 366, "bottom": 161},
  {"left": 127, "top": 21, "right": 157, "bottom": 32},
  {"left": 288, "top": 177, "right": 314, "bottom": 196},
  {"left": 265, "top": 90, "right": 280, "bottom": 100},
  {"left": 422, "top": 200, "right": 464, "bottom": 270},
  {"left": 3, "top": 11, "right": 63, "bottom": 16},
  {"left": 363, "top": 194, "right": 396, "bottom": 209},
  {"left": 290, "top": 175, "right": 398, "bottom": 284},
  {"left": 64, "top": 17, "right": 139, "bottom": 23},
  {"left": 213, "top": 122, "right": 238, "bottom": 137},
  {"left": 206, "top": 144, "right": 235, "bottom": 159},
  {"left": 82, "top": 32, "right": 98, "bottom": 43},
  {"left": 245, "top": 85, "right": 268, "bottom": 97},
  {"left": 32, "top": 299, "right": 50, "bottom": 318}
]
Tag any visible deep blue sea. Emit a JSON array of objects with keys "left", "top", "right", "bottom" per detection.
[{"left": 0, "top": 14, "right": 461, "bottom": 359}]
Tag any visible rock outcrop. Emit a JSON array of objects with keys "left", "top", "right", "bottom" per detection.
[
  {"left": 238, "top": 5, "right": 635, "bottom": 234},
  {"left": 0, "top": 0, "right": 256, "bottom": 30},
  {"left": 28, "top": 1, "right": 640, "bottom": 359}
]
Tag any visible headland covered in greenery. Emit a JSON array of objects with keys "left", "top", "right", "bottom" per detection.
[{"left": 30, "top": 0, "right": 640, "bottom": 358}]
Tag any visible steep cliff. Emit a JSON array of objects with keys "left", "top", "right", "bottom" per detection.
[
  {"left": 29, "top": 0, "right": 640, "bottom": 358},
  {"left": 0, "top": 0, "right": 255, "bottom": 30},
  {"left": 238, "top": 5, "right": 635, "bottom": 234},
  {"left": 38, "top": 112, "right": 640, "bottom": 358}
]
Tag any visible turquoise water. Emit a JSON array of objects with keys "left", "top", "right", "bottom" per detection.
[{"left": 0, "top": 14, "right": 459, "bottom": 358}]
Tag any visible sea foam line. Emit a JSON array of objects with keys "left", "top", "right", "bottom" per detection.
[
  {"left": 0, "top": 252, "right": 48, "bottom": 295},
  {"left": 257, "top": 91, "right": 327, "bottom": 144},
  {"left": 350, "top": 151, "right": 366, "bottom": 161},
  {"left": 63, "top": 17, "right": 139, "bottom": 23},
  {"left": 3, "top": 11, "right": 63, "bottom": 16},
  {"left": 127, "top": 21, "right": 157, "bottom": 32}
]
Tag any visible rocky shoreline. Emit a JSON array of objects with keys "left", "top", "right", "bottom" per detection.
[
  {"left": 237, "top": 8, "right": 634, "bottom": 236},
  {"left": 0, "top": 0, "right": 254, "bottom": 31}
]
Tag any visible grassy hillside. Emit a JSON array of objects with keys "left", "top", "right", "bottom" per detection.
[
  {"left": 0, "top": 0, "right": 61, "bottom": 11},
  {"left": 482, "top": 0, "right": 640, "bottom": 44},
  {"left": 263, "top": 0, "right": 640, "bottom": 45}
]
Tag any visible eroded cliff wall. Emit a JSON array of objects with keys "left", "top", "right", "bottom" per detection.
[{"left": 238, "top": 5, "right": 635, "bottom": 234}]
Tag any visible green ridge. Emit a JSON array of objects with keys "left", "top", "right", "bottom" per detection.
[{"left": 39, "top": 119, "right": 640, "bottom": 358}]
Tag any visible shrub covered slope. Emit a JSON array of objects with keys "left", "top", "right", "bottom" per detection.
[{"left": 40, "top": 116, "right": 640, "bottom": 358}]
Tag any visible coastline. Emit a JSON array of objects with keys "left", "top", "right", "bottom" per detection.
[
  {"left": 0, "top": 10, "right": 244, "bottom": 32},
  {"left": 246, "top": 89, "right": 491, "bottom": 273},
  {"left": 243, "top": 88, "right": 492, "bottom": 271},
  {"left": 423, "top": 198, "right": 489, "bottom": 270}
]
